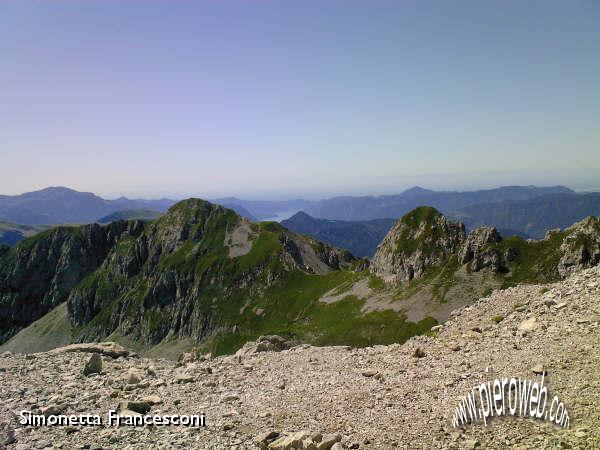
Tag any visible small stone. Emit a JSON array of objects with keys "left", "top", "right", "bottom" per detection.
[
  {"left": 269, "top": 431, "right": 311, "bottom": 449},
  {"left": 531, "top": 364, "right": 545, "bottom": 375},
  {"left": 0, "top": 423, "right": 16, "bottom": 445},
  {"left": 465, "top": 439, "right": 481, "bottom": 449},
  {"left": 83, "top": 354, "right": 103, "bottom": 376},
  {"left": 40, "top": 405, "right": 63, "bottom": 417},
  {"left": 254, "top": 431, "right": 279, "bottom": 449},
  {"left": 123, "top": 368, "right": 143, "bottom": 384},
  {"left": 141, "top": 394, "right": 162, "bottom": 405},
  {"left": 174, "top": 372, "right": 194, "bottom": 384},
  {"left": 316, "top": 433, "right": 342, "bottom": 450},
  {"left": 518, "top": 317, "right": 538, "bottom": 332},
  {"left": 412, "top": 347, "right": 426, "bottom": 358},
  {"left": 118, "top": 400, "right": 152, "bottom": 415},
  {"left": 361, "top": 369, "right": 378, "bottom": 377}
]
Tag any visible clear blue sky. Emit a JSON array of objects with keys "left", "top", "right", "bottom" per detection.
[{"left": 2, "top": 1, "right": 599, "bottom": 199}]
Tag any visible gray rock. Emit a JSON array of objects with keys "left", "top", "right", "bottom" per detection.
[
  {"left": 316, "top": 433, "right": 342, "bottom": 450},
  {"left": 370, "top": 207, "right": 466, "bottom": 284},
  {"left": 50, "top": 342, "right": 130, "bottom": 358},
  {"left": 0, "top": 422, "right": 16, "bottom": 446},
  {"left": 118, "top": 400, "right": 152, "bottom": 415},
  {"left": 268, "top": 431, "right": 311, "bottom": 449},
  {"left": 459, "top": 227, "right": 504, "bottom": 272},
  {"left": 254, "top": 431, "right": 280, "bottom": 449},
  {"left": 235, "top": 335, "right": 296, "bottom": 357},
  {"left": 83, "top": 353, "right": 103, "bottom": 376}
]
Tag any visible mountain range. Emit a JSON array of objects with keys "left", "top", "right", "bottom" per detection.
[
  {"left": 2, "top": 198, "right": 599, "bottom": 358},
  {"left": 2, "top": 185, "right": 600, "bottom": 250},
  {"left": 0, "top": 187, "right": 175, "bottom": 225}
]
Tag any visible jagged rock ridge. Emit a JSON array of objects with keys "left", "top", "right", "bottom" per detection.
[
  {"left": 0, "top": 199, "right": 358, "bottom": 353},
  {"left": 370, "top": 206, "right": 600, "bottom": 287}
]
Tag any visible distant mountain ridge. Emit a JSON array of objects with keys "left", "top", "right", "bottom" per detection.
[
  {"left": 282, "top": 212, "right": 395, "bottom": 257},
  {"left": 97, "top": 209, "right": 163, "bottom": 224},
  {"left": 2, "top": 186, "right": 598, "bottom": 243},
  {"left": 452, "top": 192, "right": 600, "bottom": 239},
  {"left": 0, "top": 187, "right": 175, "bottom": 225},
  {"left": 303, "top": 185, "right": 575, "bottom": 221}
]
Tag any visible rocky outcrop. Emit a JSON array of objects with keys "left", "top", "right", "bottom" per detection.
[
  {"left": 49, "top": 341, "right": 131, "bottom": 358},
  {"left": 0, "top": 198, "right": 359, "bottom": 349},
  {"left": 235, "top": 335, "right": 296, "bottom": 357},
  {"left": 0, "top": 221, "right": 144, "bottom": 343},
  {"left": 558, "top": 216, "right": 600, "bottom": 277},
  {"left": 459, "top": 226, "right": 504, "bottom": 272},
  {"left": 370, "top": 207, "right": 466, "bottom": 283}
]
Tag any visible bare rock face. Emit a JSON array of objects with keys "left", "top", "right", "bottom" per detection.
[
  {"left": 558, "top": 217, "right": 600, "bottom": 278},
  {"left": 0, "top": 220, "right": 145, "bottom": 344},
  {"left": 459, "top": 226, "right": 504, "bottom": 272},
  {"left": 370, "top": 207, "right": 466, "bottom": 284}
]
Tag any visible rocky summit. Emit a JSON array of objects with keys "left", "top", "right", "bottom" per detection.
[{"left": 0, "top": 265, "right": 598, "bottom": 449}]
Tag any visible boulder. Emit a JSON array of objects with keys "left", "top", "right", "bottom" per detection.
[
  {"left": 123, "top": 368, "right": 144, "bottom": 384},
  {"left": 83, "top": 353, "right": 103, "bottom": 376},
  {"left": 316, "top": 433, "right": 342, "bottom": 450},
  {"left": 269, "top": 431, "right": 311, "bottom": 449},
  {"left": 50, "top": 342, "right": 130, "bottom": 358},
  {"left": 118, "top": 400, "right": 151, "bottom": 415},
  {"left": 518, "top": 317, "right": 538, "bottom": 333},
  {"left": 254, "top": 431, "right": 280, "bottom": 449},
  {"left": 235, "top": 335, "right": 296, "bottom": 357}
]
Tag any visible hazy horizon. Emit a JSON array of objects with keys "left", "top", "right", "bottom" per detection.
[
  {"left": 3, "top": 1, "right": 600, "bottom": 199},
  {"left": 1, "top": 178, "right": 597, "bottom": 203}
]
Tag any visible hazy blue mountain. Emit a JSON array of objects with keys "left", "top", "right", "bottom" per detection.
[
  {"left": 452, "top": 193, "right": 600, "bottom": 239},
  {"left": 97, "top": 209, "right": 163, "bottom": 224},
  {"left": 219, "top": 203, "right": 257, "bottom": 221},
  {"left": 0, "top": 187, "right": 176, "bottom": 225},
  {"left": 213, "top": 197, "right": 312, "bottom": 220},
  {"left": 282, "top": 211, "right": 395, "bottom": 257},
  {"left": 303, "top": 185, "right": 574, "bottom": 221}
]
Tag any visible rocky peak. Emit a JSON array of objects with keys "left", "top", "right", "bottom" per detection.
[
  {"left": 558, "top": 216, "right": 600, "bottom": 277},
  {"left": 459, "top": 226, "right": 504, "bottom": 271},
  {"left": 370, "top": 206, "right": 466, "bottom": 283}
]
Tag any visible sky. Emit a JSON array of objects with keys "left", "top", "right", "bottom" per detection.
[{"left": 1, "top": 0, "right": 600, "bottom": 200}]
